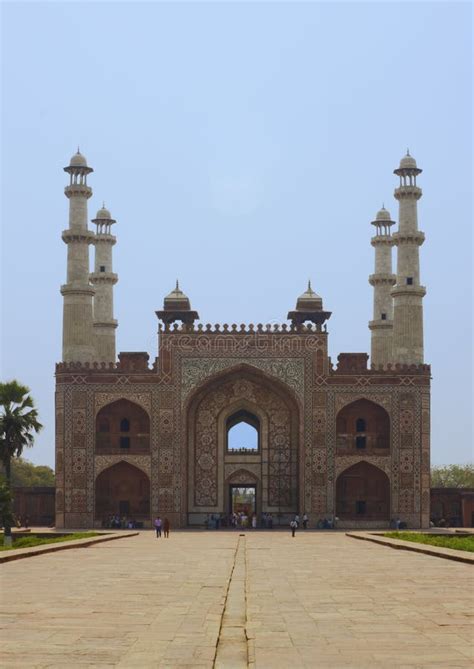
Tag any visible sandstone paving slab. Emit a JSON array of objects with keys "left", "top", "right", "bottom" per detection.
[{"left": 1, "top": 530, "right": 473, "bottom": 668}]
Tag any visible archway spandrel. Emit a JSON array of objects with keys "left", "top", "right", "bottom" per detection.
[
  {"left": 182, "top": 358, "right": 304, "bottom": 402},
  {"left": 335, "top": 455, "right": 391, "bottom": 477},
  {"left": 94, "top": 454, "right": 151, "bottom": 478},
  {"left": 94, "top": 393, "right": 152, "bottom": 416},
  {"left": 335, "top": 394, "right": 392, "bottom": 415}
]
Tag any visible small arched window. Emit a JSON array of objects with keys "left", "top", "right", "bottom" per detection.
[
  {"left": 356, "top": 418, "right": 366, "bottom": 433},
  {"left": 120, "top": 418, "right": 130, "bottom": 432}
]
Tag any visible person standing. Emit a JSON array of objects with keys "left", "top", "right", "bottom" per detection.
[
  {"left": 302, "top": 513, "right": 308, "bottom": 530},
  {"left": 294, "top": 514, "right": 300, "bottom": 529},
  {"left": 163, "top": 517, "right": 170, "bottom": 538},
  {"left": 290, "top": 519, "right": 297, "bottom": 537},
  {"left": 154, "top": 516, "right": 162, "bottom": 538}
]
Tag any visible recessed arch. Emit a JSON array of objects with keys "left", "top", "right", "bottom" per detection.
[
  {"left": 95, "top": 399, "right": 150, "bottom": 454},
  {"left": 336, "top": 398, "right": 390, "bottom": 452},
  {"left": 95, "top": 461, "right": 150, "bottom": 522},
  {"left": 336, "top": 461, "right": 390, "bottom": 521}
]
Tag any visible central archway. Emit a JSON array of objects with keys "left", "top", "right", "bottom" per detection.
[{"left": 186, "top": 365, "right": 301, "bottom": 526}]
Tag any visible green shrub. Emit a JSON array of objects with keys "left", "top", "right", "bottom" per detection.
[{"left": 384, "top": 531, "right": 474, "bottom": 553}]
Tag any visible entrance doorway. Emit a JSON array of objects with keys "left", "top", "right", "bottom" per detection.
[{"left": 230, "top": 485, "right": 256, "bottom": 519}]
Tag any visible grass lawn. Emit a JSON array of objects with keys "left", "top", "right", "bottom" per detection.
[
  {"left": 384, "top": 531, "right": 474, "bottom": 553},
  {"left": 0, "top": 532, "right": 100, "bottom": 551}
]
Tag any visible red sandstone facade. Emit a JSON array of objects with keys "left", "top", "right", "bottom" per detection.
[{"left": 55, "top": 325, "right": 431, "bottom": 529}]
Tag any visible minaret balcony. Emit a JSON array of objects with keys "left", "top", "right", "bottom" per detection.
[
  {"left": 394, "top": 185, "right": 422, "bottom": 200},
  {"left": 369, "top": 319, "right": 393, "bottom": 330},
  {"left": 391, "top": 284, "right": 426, "bottom": 299},
  {"left": 370, "top": 236, "right": 394, "bottom": 247},
  {"left": 392, "top": 231, "right": 425, "bottom": 246},
  {"left": 60, "top": 282, "right": 95, "bottom": 297},
  {"left": 368, "top": 273, "right": 396, "bottom": 286},
  {"left": 62, "top": 229, "right": 96, "bottom": 244},
  {"left": 89, "top": 272, "right": 118, "bottom": 285},
  {"left": 94, "top": 234, "right": 117, "bottom": 244},
  {"left": 93, "top": 320, "right": 118, "bottom": 329},
  {"left": 64, "top": 184, "right": 92, "bottom": 198}
]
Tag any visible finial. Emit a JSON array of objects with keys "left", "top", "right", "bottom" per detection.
[
  {"left": 308, "top": 279, "right": 312, "bottom": 291},
  {"left": 77, "top": 145, "right": 80, "bottom": 154},
  {"left": 382, "top": 202, "right": 385, "bottom": 209},
  {"left": 102, "top": 201, "right": 105, "bottom": 208},
  {"left": 406, "top": 148, "right": 410, "bottom": 156},
  {"left": 176, "top": 279, "right": 179, "bottom": 290}
]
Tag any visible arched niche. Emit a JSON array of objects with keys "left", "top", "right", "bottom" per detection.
[
  {"left": 336, "top": 461, "right": 390, "bottom": 521},
  {"left": 95, "top": 399, "right": 150, "bottom": 454},
  {"left": 95, "top": 461, "right": 150, "bottom": 522},
  {"left": 336, "top": 398, "right": 390, "bottom": 452}
]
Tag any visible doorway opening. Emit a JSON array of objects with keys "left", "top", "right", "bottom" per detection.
[{"left": 230, "top": 485, "right": 256, "bottom": 518}]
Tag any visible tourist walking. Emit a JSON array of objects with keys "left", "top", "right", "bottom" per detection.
[
  {"left": 302, "top": 513, "right": 308, "bottom": 529},
  {"left": 163, "top": 517, "right": 170, "bottom": 538},
  {"left": 154, "top": 516, "right": 162, "bottom": 538},
  {"left": 294, "top": 514, "right": 300, "bottom": 528},
  {"left": 290, "top": 519, "right": 297, "bottom": 537}
]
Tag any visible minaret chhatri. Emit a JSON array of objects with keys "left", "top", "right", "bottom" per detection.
[
  {"left": 391, "top": 151, "right": 426, "bottom": 364},
  {"left": 368, "top": 207, "right": 396, "bottom": 366},
  {"left": 61, "top": 150, "right": 96, "bottom": 362},
  {"left": 90, "top": 205, "right": 118, "bottom": 362}
]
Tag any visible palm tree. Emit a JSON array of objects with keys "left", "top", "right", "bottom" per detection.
[{"left": 0, "top": 381, "right": 42, "bottom": 545}]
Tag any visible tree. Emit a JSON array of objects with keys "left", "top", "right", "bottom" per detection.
[
  {"left": 431, "top": 464, "right": 474, "bottom": 488},
  {"left": 0, "top": 457, "right": 55, "bottom": 487},
  {"left": 0, "top": 381, "right": 42, "bottom": 545}
]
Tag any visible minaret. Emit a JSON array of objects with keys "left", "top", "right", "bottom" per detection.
[
  {"left": 391, "top": 151, "right": 426, "bottom": 364},
  {"left": 61, "top": 150, "right": 96, "bottom": 362},
  {"left": 90, "top": 205, "right": 118, "bottom": 362},
  {"left": 368, "top": 207, "right": 396, "bottom": 367}
]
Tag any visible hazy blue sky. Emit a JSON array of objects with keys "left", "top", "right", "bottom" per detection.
[{"left": 1, "top": 1, "right": 472, "bottom": 468}]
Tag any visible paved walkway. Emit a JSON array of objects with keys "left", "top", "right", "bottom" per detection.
[{"left": 1, "top": 531, "right": 472, "bottom": 668}]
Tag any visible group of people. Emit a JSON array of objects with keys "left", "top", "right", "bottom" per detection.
[
  {"left": 153, "top": 516, "right": 171, "bottom": 538},
  {"left": 105, "top": 515, "right": 139, "bottom": 529}
]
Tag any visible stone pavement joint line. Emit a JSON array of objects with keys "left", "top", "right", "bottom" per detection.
[
  {"left": 1, "top": 532, "right": 473, "bottom": 668},
  {"left": 214, "top": 534, "right": 248, "bottom": 668}
]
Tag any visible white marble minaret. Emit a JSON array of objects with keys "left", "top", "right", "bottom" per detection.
[
  {"left": 369, "top": 207, "right": 396, "bottom": 367},
  {"left": 90, "top": 205, "right": 118, "bottom": 362},
  {"left": 61, "top": 151, "right": 96, "bottom": 362},
  {"left": 391, "top": 152, "right": 426, "bottom": 364}
]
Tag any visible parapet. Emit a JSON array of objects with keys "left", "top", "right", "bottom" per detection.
[
  {"left": 158, "top": 322, "right": 328, "bottom": 334},
  {"left": 56, "top": 354, "right": 155, "bottom": 374}
]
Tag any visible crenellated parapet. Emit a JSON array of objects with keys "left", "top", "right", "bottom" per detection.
[{"left": 158, "top": 321, "right": 328, "bottom": 334}]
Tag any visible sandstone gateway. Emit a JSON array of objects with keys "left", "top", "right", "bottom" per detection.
[{"left": 55, "top": 151, "right": 430, "bottom": 529}]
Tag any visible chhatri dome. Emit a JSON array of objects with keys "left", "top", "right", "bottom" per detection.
[
  {"left": 157, "top": 280, "right": 200, "bottom": 325},
  {"left": 399, "top": 150, "right": 417, "bottom": 170},
  {"left": 96, "top": 204, "right": 112, "bottom": 220},
  {"left": 69, "top": 149, "right": 88, "bottom": 168},
  {"left": 295, "top": 280, "right": 323, "bottom": 310},
  {"left": 375, "top": 206, "right": 391, "bottom": 222},
  {"left": 287, "top": 280, "right": 331, "bottom": 326},
  {"left": 164, "top": 280, "right": 191, "bottom": 308}
]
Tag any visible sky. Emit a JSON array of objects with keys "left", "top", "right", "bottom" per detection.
[{"left": 1, "top": 1, "right": 472, "bottom": 469}]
